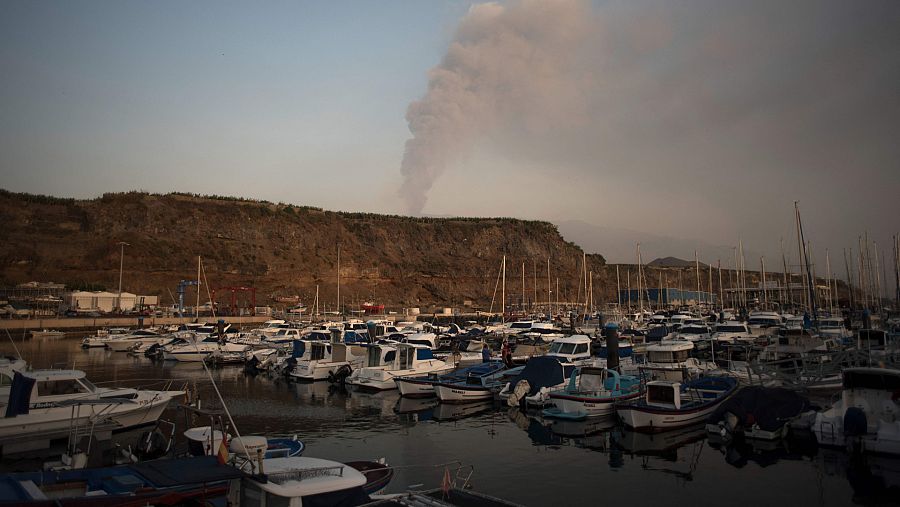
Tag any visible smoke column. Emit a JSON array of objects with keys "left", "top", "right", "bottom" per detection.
[{"left": 399, "top": 0, "right": 592, "bottom": 215}]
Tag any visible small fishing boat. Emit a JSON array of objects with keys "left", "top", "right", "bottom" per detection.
[
  {"left": 543, "top": 367, "right": 641, "bottom": 420},
  {"left": 616, "top": 376, "right": 738, "bottom": 432},
  {"left": 395, "top": 361, "right": 500, "bottom": 397},
  {"left": 433, "top": 362, "right": 517, "bottom": 403}
]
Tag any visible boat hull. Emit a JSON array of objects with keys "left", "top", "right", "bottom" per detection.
[
  {"left": 617, "top": 397, "right": 729, "bottom": 433},
  {"left": 395, "top": 377, "right": 439, "bottom": 397},
  {"left": 547, "top": 391, "right": 641, "bottom": 420},
  {"left": 433, "top": 383, "right": 494, "bottom": 403}
]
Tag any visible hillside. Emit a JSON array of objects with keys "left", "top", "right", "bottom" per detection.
[{"left": 0, "top": 190, "right": 608, "bottom": 311}]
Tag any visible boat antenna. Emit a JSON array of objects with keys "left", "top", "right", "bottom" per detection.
[{"left": 4, "top": 329, "right": 22, "bottom": 359}]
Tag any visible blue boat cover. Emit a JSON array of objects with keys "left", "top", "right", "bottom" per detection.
[
  {"left": 510, "top": 356, "right": 567, "bottom": 396},
  {"left": 416, "top": 348, "right": 434, "bottom": 360},
  {"left": 4, "top": 372, "right": 34, "bottom": 418}
]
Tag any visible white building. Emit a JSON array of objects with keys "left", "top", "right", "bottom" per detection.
[{"left": 67, "top": 291, "right": 159, "bottom": 313}]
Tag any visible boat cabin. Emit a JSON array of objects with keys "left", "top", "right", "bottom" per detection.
[
  {"left": 547, "top": 335, "right": 591, "bottom": 362},
  {"left": 228, "top": 457, "right": 369, "bottom": 507},
  {"left": 393, "top": 344, "right": 435, "bottom": 370},
  {"left": 365, "top": 345, "right": 397, "bottom": 368},
  {"left": 646, "top": 341, "right": 694, "bottom": 364},
  {"left": 645, "top": 380, "right": 683, "bottom": 409}
]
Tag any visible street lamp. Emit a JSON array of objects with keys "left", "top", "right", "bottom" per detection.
[{"left": 117, "top": 242, "right": 130, "bottom": 312}]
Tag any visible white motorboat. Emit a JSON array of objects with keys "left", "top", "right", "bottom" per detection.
[
  {"left": 0, "top": 369, "right": 183, "bottom": 441},
  {"left": 346, "top": 344, "right": 452, "bottom": 391},
  {"left": 747, "top": 311, "right": 783, "bottom": 335},
  {"left": 289, "top": 342, "right": 368, "bottom": 381},
  {"left": 81, "top": 328, "right": 131, "bottom": 348},
  {"left": 711, "top": 321, "right": 755, "bottom": 344},
  {"left": 640, "top": 340, "right": 713, "bottom": 381},
  {"left": 162, "top": 334, "right": 251, "bottom": 362},
  {"left": 105, "top": 329, "right": 171, "bottom": 352},
  {"left": 545, "top": 334, "right": 593, "bottom": 365},
  {"left": 811, "top": 367, "right": 900, "bottom": 455},
  {"left": 432, "top": 362, "right": 515, "bottom": 403}
]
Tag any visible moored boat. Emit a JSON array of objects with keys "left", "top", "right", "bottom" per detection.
[
  {"left": 616, "top": 376, "right": 738, "bottom": 432},
  {"left": 543, "top": 367, "right": 641, "bottom": 420}
]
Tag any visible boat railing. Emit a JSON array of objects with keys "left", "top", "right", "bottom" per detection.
[
  {"left": 266, "top": 464, "right": 346, "bottom": 484},
  {"left": 744, "top": 348, "right": 899, "bottom": 389}
]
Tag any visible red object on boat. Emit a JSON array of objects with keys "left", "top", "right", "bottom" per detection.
[{"left": 361, "top": 303, "right": 384, "bottom": 314}]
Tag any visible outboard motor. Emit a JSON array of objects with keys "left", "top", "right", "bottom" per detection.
[
  {"left": 606, "top": 323, "right": 620, "bottom": 373},
  {"left": 134, "top": 430, "right": 169, "bottom": 461},
  {"left": 281, "top": 357, "right": 298, "bottom": 376},
  {"left": 244, "top": 355, "right": 262, "bottom": 376},
  {"left": 328, "top": 364, "right": 353, "bottom": 385},
  {"left": 843, "top": 406, "right": 867, "bottom": 454}
]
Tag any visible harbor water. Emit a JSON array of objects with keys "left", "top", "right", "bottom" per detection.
[{"left": 3, "top": 335, "right": 898, "bottom": 506}]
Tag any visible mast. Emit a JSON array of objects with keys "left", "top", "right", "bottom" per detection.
[
  {"left": 795, "top": 204, "right": 808, "bottom": 312},
  {"left": 533, "top": 259, "right": 537, "bottom": 313},
  {"left": 547, "top": 257, "right": 552, "bottom": 315},
  {"left": 336, "top": 243, "right": 341, "bottom": 317},
  {"left": 522, "top": 261, "right": 526, "bottom": 315},
  {"left": 583, "top": 252, "right": 588, "bottom": 314},
  {"left": 616, "top": 265, "right": 622, "bottom": 309},
  {"left": 196, "top": 256, "right": 201, "bottom": 320},
  {"left": 717, "top": 260, "right": 724, "bottom": 311},
  {"left": 708, "top": 262, "right": 713, "bottom": 309},
  {"left": 873, "top": 242, "right": 882, "bottom": 310},
  {"left": 501, "top": 255, "right": 506, "bottom": 323},
  {"left": 761, "top": 257, "right": 768, "bottom": 310},
  {"left": 637, "top": 244, "right": 643, "bottom": 315},
  {"left": 695, "top": 250, "right": 701, "bottom": 309},
  {"left": 825, "top": 249, "right": 833, "bottom": 314},
  {"left": 844, "top": 248, "right": 854, "bottom": 311},
  {"left": 795, "top": 202, "right": 817, "bottom": 320},
  {"left": 781, "top": 238, "right": 791, "bottom": 310}
]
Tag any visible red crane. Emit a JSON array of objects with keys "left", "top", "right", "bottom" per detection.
[{"left": 211, "top": 286, "right": 257, "bottom": 316}]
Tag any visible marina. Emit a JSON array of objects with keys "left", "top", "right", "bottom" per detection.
[{"left": 2, "top": 316, "right": 899, "bottom": 505}]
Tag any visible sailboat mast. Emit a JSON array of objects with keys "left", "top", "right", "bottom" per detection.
[
  {"left": 761, "top": 257, "right": 768, "bottom": 310},
  {"left": 501, "top": 255, "right": 506, "bottom": 323},
  {"left": 695, "top": 251, "right": 701, "bottom": 309},
  {"left": 637, "top": 244, "right": 643, "bottom": 315},
  {"left": 196, "top": 256, "right": 201, "bottom": 320},
  {"left": 336, "top": 244, "right": 341, "bottom": 316},
  {"left": 616, "top": 265, "right": 621, "bottom": 309},
  {"left": 717, "top": 260, "right": 724, "bottom": 311}
]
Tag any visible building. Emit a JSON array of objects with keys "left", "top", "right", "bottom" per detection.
[{"left": 67, "top": 291, "right": 159, "bottom": 313}]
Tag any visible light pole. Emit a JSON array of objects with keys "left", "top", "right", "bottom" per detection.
[{"left": 117, "top": 242, "right": 129, "bottom": 312}]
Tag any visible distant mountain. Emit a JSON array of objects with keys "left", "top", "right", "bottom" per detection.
[
  {"left": 648, "top": 257, "right": 699, "bottom": 268},
  {"left": 555, "top": 219, "right": 761, "bottom": 267}
]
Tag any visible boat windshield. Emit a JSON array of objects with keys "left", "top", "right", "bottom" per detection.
[
  {"left": 510, "top": 322, "right": 532, "bottom": 329},
  {"left": 716, "top": 325, "right": 748, "bottom": 333},
  {"left": 679, "top": 326, "right": 707, "bottom": 335},
  {"left": 549, "top": 342, "right": 577, "bottom": 355},
  {"left": 647, "top": 384, "right": 675, "bottom": 404}
]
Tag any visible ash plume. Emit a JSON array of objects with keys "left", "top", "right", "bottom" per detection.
[{"left": 399, "top": 0, "right": 592, "bottom": 215}]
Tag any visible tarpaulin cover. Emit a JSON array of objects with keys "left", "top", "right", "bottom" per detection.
[
  {"left": 510, "top": 356, "right": 565, "bottom": 396},
  {"left": 708, "top": 386, "right": 810, "bottom": 432}
]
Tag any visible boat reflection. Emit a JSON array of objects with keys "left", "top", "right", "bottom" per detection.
[{"left": 432, "top": 401, "right": 495, "bottom": 421}]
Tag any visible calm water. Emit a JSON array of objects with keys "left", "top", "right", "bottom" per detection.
[{"left": 3, "top": 335, "right": 899, "bottom": 506}]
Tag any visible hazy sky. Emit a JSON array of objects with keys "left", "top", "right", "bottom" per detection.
[{"left": 1, "top": 1, "right": 898, "bottom": 275}]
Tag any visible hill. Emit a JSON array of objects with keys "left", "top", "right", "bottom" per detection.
[{"left": 0, "top": 190, "right": 607, "bottom": 311}]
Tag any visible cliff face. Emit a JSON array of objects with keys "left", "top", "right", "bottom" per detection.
[{"left": 0, "top": 190, "right": 607, "bottom": 310}]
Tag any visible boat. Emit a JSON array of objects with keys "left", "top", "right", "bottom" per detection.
[
  {"left": 162, "top": 333, "right": 250, "bottom": 362},
  {"left": 30, "top": 329, "right": 65, "bottom": 339},
  {"left": 811, "top": 367, "right": 900, "bottom": 455},
  {"left": 543, "top": 367, "right": 641, "bottom": 420},
  {"left": 499, "top": 356, "right": 575, "bottom": 408},
  {"left": 639, "top": 340, "right": 712, "bottom": 381},
  {"left": 0, "top": 455, "right": 244, "bottom": 506},
  {"left": 711, "top": 321, "right": 755, "bottom": 344},
  {"left": 706, "top": 386, "right": 811, "bottom": 441},
  {"left": 544, "top": 334, "right": 593, "bottom": 364},
  {"left": 346, "top": 343, "right": 453, "bottom": 391},
  {"left": 105, "top": 329, "right": 171, "bottom": 352},
  {"left": 81, "top": 328, "right": 130, "bottom": 348},
  {"left": 433, "top": 362, "right": 515, "bottom": 403},
  {"left": 395, "top": 361, "right": 499, "bottom": 398},
  {"left": 0, "top": 369, "right": 183, "bottom": 444},
  {"left": 616, "top": 376, "right": 738, "bottom": 432},
  {"left": 289, "top": 341, "right": 368, "bottom": 382}
]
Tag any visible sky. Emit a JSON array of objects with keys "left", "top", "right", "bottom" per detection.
[{"left": 1, "top": 1, "right": 898, "bottom": 287}]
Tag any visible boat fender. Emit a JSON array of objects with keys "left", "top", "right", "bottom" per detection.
[{"left": 843, "top": 407, "right": 867, "bottom": 437}]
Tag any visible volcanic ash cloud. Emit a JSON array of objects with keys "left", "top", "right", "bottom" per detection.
[{"left": 398, "top": 0, "right": 592, "bottom": 215}]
